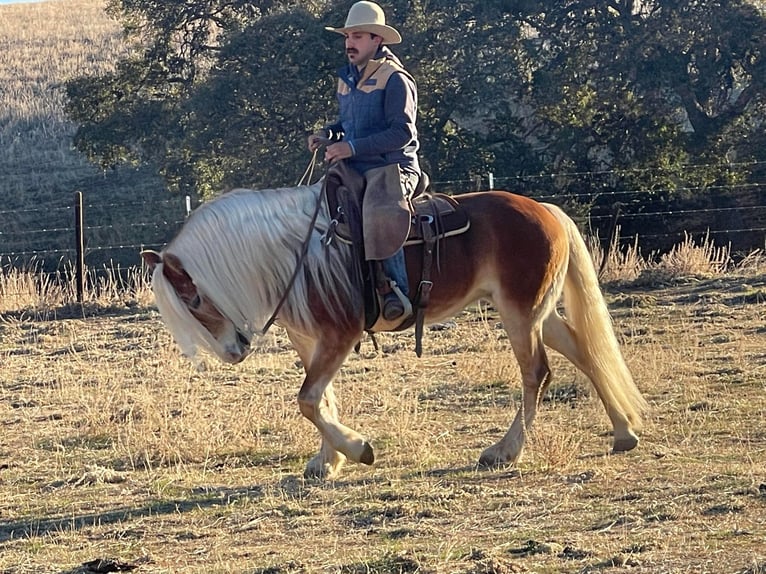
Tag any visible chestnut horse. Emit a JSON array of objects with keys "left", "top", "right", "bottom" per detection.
[{"left": 142, "top": 181, "right": 647, "bottom": 479}]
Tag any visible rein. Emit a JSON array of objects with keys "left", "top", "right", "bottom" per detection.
[{"left": 254, "top": 151, "right": 325, "bottom": 337}]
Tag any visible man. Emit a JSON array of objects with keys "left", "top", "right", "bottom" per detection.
[{"left": 308, "top": 1, "right": 420, "bottom": 322}]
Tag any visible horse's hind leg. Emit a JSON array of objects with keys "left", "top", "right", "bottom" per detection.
[
  {"left": 542, "top": 311, "right": 639, "bottom": 452},
  {"left": 479, "top": 319, "right": 551, "bottom": 467}
]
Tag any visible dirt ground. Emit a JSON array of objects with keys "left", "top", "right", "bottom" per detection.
[{"left": 0, "top": 274, "right": 764, "bottom": 573}]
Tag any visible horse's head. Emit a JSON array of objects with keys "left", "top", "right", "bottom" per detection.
[{"left": 142, "top": 250, "right": 252, "bottom": 364}]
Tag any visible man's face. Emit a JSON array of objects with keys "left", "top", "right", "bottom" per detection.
[{"left": 344, "top": 31, "right": 381, "bottom": 68}]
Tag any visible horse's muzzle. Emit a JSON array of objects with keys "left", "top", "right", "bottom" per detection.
[{"left": 223, "top": 334, "right": 252, "bottom": 364}]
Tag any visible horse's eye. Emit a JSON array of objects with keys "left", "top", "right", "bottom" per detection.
[{"left": 189, "top": 294, "right": 201, "bottom": 310}]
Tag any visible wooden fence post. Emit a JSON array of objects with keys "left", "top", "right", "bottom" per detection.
[
  {"left": 74, "top": 191, "right": 85, "bottom": 303},
  {"left": 598, "top": 202, "right": 622, "bottom": 279}
]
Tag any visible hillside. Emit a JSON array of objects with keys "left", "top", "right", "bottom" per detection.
[{"left": 0, "top": 0, "right": 180, "bottom": 269}]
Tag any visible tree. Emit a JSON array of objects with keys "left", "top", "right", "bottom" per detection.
[
  {"left": 66, "top": 0, "right": 766, "bottom": 213},
  {"left": 65, "top": 0, "right": 329, "bottom": 197},
  {"left": 502, "top": 1, "right": 766, "bottom": 191}
]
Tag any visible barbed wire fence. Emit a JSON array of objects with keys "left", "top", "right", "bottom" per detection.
[{"left": 1, "top": 167, "right": 764, "bottom": 301}]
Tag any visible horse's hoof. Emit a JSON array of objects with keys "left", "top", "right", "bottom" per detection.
[
  {"left": 612, "top": 435, "right": 639, "bottom": 453},
  {"left": 360, "top": 442, "right": 375, "bottom": 465},
  {"left": 478, "top": 452, "right": 504, "bottom": 469}
]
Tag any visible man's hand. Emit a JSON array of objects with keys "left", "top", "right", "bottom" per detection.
[
  {"left": 324, "top": 142, "right": 353, "bottom": 163},
  {"left": 307, "top": 132, "right": 331, "bottom": 152}
]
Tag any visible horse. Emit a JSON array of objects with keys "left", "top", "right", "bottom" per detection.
[{"left": 141, "top": 180, "right": 647, "bottom": 479}]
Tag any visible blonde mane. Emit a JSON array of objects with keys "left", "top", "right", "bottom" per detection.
[{"left": 151, "top": 182, "right": 362, "bottom": 359}]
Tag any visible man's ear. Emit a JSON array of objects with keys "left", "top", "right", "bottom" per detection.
[{"left": 141, "top": 250, "right": 162, "bottom": 270}]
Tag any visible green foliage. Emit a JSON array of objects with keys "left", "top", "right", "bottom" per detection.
[
  {"left": 506, "top": 0, "right": 766, "bottom": 197},
  {"left": 65, "top": 0, "right": 766, "bottom": 207},
  {"left": 178, "top": 7, "right": 338, "bottom": 195}
]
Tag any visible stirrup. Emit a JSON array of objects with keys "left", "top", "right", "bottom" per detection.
[
  {"left": 383, "top": 295, "right": 405, "bottom": 321},
  {"left": 383, "top": 282, "right": 412, "bottom": 322}
]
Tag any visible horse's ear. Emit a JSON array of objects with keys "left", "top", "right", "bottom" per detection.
[
  {"left": 141, "top": 250, "right": 162, "bottom": 270},
  {"left": 158, "top": 252, "right": 198, "bottom": 302}
]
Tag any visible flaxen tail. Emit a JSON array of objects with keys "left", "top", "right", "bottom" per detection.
[{"left": 544, "top": 204, "right": 648, "bottom": 430}]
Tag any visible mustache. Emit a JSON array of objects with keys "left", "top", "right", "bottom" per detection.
[{"left": 346, "top": 49, "right": 358, "bottom": 55}]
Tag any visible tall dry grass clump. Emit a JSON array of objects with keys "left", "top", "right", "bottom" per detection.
[
  {"left": 588, "top": 227, "right": 647, "bottom": 283},
  {"left": 654, "top": 231, "right": 732, "bottom": 277},
  {"left": 591, "top": 228, "right": 763, "bottom": 284},
  {"left": 0, "top": 258, "right": 71, "bottom": 312},
  {"left": 0, "top": 259, "right": 153, "bottom": 313}
]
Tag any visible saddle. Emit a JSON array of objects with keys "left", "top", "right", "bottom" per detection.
[
  {"left": 406, "top": 193, "right": 470, "bottom": 246},
  {"left": 323, "top": 163, "right": 469, "bottom": 251},
  {"left": 322, "top": 161, "right": 471, "bottom": 355}
]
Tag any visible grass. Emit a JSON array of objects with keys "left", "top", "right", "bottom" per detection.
[
  {"left": 1, "top": 234, "right": 765, "bottom": 573},
  {"left": 0, "top": 0, "right": 123, "bottom": 198}
]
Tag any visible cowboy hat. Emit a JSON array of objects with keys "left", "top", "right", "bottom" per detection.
[{"left": 325, "top": 1, "right": 402, "bottom": 45}]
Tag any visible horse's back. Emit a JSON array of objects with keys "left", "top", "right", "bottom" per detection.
[
  {"left": 454, "top": 190, "right": 567, "bottom": 264},
  {"left": 456, "top": 190, "right": 563, "bottom": 235}
]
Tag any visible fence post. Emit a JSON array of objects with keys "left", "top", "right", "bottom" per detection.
[
  {"left": 488, "top": 172, "right": 494, "bottom": 190},
  {"left": 598, "top": 202, "right": 622, "bottom": 279},
  {"left": 185, "top": 195, "right": 192, "bottom": 217},
  {"left": 474, "top": 175, "right": 482, "bottom": 191},
  {"left": 74, "top": 191, "right": 85, "bottom": 303}
]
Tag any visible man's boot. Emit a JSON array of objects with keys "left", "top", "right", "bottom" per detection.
[
  {"left": 382, "top": 292, "right": 405, "bottom": 321},
  {"left": 375, "top": 260, "right": 408, "bottom": 321}
]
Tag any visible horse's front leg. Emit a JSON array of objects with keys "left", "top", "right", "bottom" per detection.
[
  {"left": 304, "top": 382, "right": 348, "bottom": 479},
  {"left": 287, "top": 328, "right": 369, "bottom": 479},
  {"left": 297, "top": 343, "right": 374, "bottom": 475}
]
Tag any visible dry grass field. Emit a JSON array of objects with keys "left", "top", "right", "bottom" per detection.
[{"left": 1, "top": 255, "right": 765, "bottom": 573}]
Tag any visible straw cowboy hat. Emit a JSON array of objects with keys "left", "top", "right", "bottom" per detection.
[{"left": 325, "top": 1, "right": 402, "bottom": 45}]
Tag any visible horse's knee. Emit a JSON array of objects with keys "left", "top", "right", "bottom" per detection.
[{"left": 297, "top": 398, "right": 316, "bottom": 422}]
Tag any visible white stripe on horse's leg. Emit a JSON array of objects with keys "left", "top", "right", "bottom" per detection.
[
  {"left": 298, "top": 381, "right": 373, "bottom": 470},
  {"left": 305, "top": 384, "right": 347, "bottom": 479}
]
